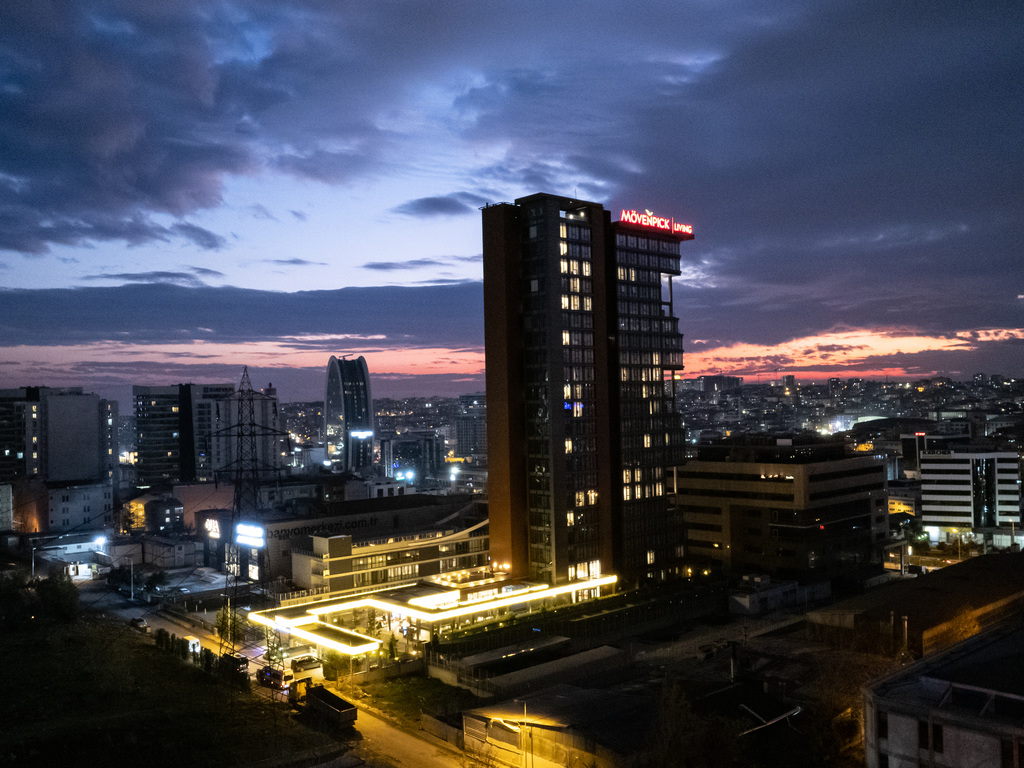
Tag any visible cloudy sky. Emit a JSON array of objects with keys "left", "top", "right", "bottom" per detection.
[{"left": 1, "top": 0, "right": 1022, "bottom": 406}]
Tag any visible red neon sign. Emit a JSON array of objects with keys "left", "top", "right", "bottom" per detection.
[{"left": 619, "top": 209, "right": 694, "bottom": 238}]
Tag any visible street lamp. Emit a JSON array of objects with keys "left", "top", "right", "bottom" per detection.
[{"left": 515, "top": 699, "right": 529, "bottom": 768}]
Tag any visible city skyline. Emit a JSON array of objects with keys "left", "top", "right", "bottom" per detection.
[{"left": 1, "top": 2, "right": 1022, "bottom": 405}]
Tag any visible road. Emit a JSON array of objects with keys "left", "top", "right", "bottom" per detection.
[{"left": 351, "top": 708, "right": 470, "bottom": 768}]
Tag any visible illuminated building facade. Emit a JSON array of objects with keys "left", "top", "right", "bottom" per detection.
[
  {"left": 324, "top": 356, "right": 374, "bottom": 474},
  {"left": 920, "top": 449, "right": 1021, "bottom": 546},
  {"left": 483, "top": 193, "right": 692, "bottom": 587}
]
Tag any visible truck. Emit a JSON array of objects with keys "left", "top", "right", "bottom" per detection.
[{"left": 306, "top": 685, "right": 357, "bottom": 727}]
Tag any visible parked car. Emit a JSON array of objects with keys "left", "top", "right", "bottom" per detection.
[
  {"left": 291, "top": 655, "right": 322, "bottom": 673},
  {"left": 222, "top": 652, "right": 249, "bottom": 674},
  {"left": 257, "top": 665, "right": 294, "bottom": 690},
  {"left": 128, "top": 617, "right": 151, "bottom": 634}
]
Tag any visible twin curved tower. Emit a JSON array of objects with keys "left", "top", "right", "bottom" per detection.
[{"left": 324, "top": 355, "right": 373, "bottom": 474}]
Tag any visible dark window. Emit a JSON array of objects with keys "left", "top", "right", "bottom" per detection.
[
  {"left": 933, "top": 724, "right": 943, "bottom": 753},
  {"left": 919, "top": 720, "right": 929, "bottom": 749},
  {"left": 877, "top": 711, "right": 888, "bottom": 740},
  {"left": 878, "top": 754, "right": 889, "bottom": 768}
]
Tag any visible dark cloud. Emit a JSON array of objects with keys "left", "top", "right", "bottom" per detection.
[
  {"left": 169, "top": 223, "right": 228, "bottom": 250},
  {"left": 361, "top": 258, "right": 452, "bottom": 272},
  {"left": 80, "top": 267, "right": 224, "bottom": 287},
  {"left": 0, "top": 282, "right": 484, "bottom": 349},
  {"left": 391, "top": 192, "right": 488, "bottom": 218},
  {"left": 261, "top": 258, "right": 328, "bottom": 267}
]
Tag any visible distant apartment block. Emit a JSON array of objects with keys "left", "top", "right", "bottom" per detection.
[
  {"left": 0, "top": 387, "right": 117, "bottom": 485},
  {"left": 674, "top": 440, "right": 888, "bottom": 580},
  {"left": 380, "top": 429, "right": 444, "bottom": 487},
  {"left": 1, "top": 387, "right": 117, "bottom": 533},
  {"left": 920, "top": 449, "right": 1021, "bottom": 546},
  {"left": 212, "top": 383, "right": 285, "bottom": 482},
  {"left": 455, "top": 393, "right": 487, "bottom": 459},
  {"left": 134, "top": 382, "right": 282, "bottom": 488}
]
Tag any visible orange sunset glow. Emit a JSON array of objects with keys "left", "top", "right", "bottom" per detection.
[{"left": 682, "top": 327, "right": 1024, "bottom": 380}]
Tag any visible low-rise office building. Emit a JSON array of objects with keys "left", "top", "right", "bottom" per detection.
[{"left": 674, "top": 440, "right": 888, "bottom": 580}]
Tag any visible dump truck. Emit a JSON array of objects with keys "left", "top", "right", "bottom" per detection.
[{"left": 306, "top": 685, "right": 357, "bottom": 727}]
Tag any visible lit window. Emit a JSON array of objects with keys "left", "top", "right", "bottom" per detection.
[
  {"left": 582, "top": 261, "right": 591, "bottom": 276},
  {"left": 647, "top": 550, "right": 655, "bottom": 565},
  {"left": 575, "top": 491, "right": 585, "bottom": 507},
  {"left": 644, "top": 434, "right": 652, "bottom": 448},
  {"left": 564, "top": 439, "right": 573, "bottom": 454},
  {"left": 560, "top": 259, "right": 569, "bottom": 274},
  {"left": 570, "top": 295, "right": 580, "bottom": 310},
  {"left": 567, "top": 511, "right": 575, "bottom": 527},
  {"left": 587, "top": 490, "right": 598, "bottom": 505},
  {"left": 563, "top": 331, "right": 571, "bottom": 345},
  {"left": 568, "top": 564, "right": 576, "bottom": 580},
  {"left": 623, "top": 486, "right": 631, "bottom": 500},
  {"left": 561, "top": 294, "right": 570, "bottom": 309},
  {"left": 560, "top": 241, "right": 568, "bottom": 256},
  {"left": 583, "top": 297, "right": 592, "bottom": 311},
  {"left": 623, "top": 469, "right": 632, "bottom": 483}
]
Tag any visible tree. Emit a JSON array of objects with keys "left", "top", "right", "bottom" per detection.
[
  {"left": 36, "top": 568, "right": 79, "bottom": 623},
  {"left": 322, "top": 649, "right": 346, "bottom": 682},
  {"left": 644, "top": 683, "right": 739, "bottom": 768},
  {"left": 216, "top": 605, "right": 245, "bottom": 650},
  {"left": 144, "top": 571, "right": 168, "bottom": 593}
]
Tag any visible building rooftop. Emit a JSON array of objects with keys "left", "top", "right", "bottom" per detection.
[
  {"left": 808, "top": 552, "right": 1024, "bottom": 633},
  {"left": 870, "top": 621, "right": 1024, "bottom": 727}
]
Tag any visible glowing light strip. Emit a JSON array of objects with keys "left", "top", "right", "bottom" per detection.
[
  {"left": 303, "top": 574, "right": 618, "bottom": 623},
  {"left": 248, "top": 612, "right": 381, "bottom": 655},
  {"left": 288, "top": 624, "right": 380, "bottom": 655}
]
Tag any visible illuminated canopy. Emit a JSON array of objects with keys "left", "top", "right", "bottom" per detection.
[{"left": 247, "top": 574, "right": 617, "bottom": 652}]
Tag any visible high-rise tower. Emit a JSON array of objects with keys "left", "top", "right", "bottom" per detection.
[
  {"left": 324, "top": 355, "right": 374, "bottom": 474},
  {"left": 483, "top": 193, "right": 693, "bottom": 587}
]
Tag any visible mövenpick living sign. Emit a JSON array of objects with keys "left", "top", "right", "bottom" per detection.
[{"left": 619, "top": 209, "right": 694, "bottom": 237}]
